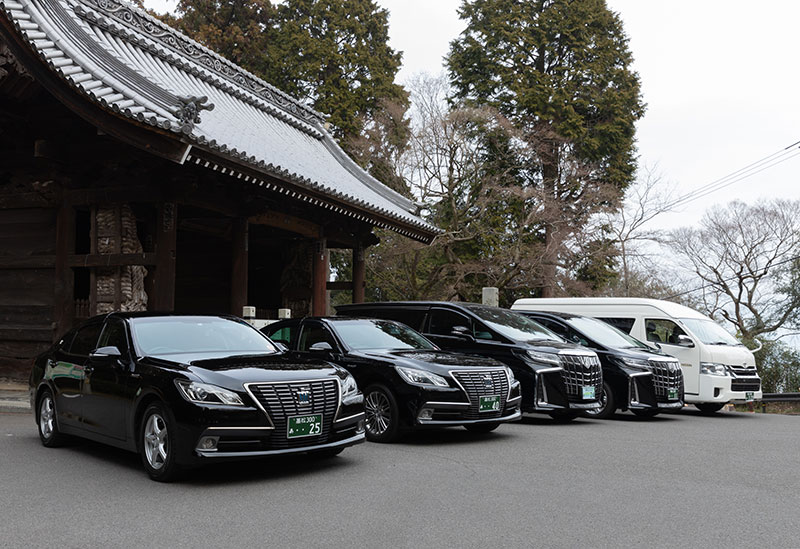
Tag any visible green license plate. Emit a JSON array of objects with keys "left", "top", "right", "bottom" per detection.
[
  {"left": 479, "top": 395, "right": 501, "bottom": 412},
  {"left": 582, "top": 386, "right": 596, "bottom": 400},
  {"left": 287, "top": 414, "right": 322, "bottom": 438},
  {"left": 745, "top": 392, "right": 755, "bottom": 402},
  {"left": 668, "top": 388, "right": 679, "bottom": 400}
]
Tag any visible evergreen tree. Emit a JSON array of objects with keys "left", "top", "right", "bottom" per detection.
[{"left": 447, "top": 0, "right": 644, "bottom": 296}]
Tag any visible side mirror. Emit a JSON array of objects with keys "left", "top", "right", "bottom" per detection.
[
  {"left": 309, "top": 341, "right": 333, "bottom": 353},
  {"left": 675, "top": 335, "right": 695, "bottom": 348},
  {"left": 90, "top": 346, "right": 122, "bottom": 358},
  {"left": 450, "top": 326, "right": 475, "bottom": 341}
]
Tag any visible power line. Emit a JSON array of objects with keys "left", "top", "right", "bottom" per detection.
[{"left": 663, "top": 141, "right": 800, "bottom": 210}]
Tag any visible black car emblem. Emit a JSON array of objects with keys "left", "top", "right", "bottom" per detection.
[{"left": 482, "top": 374, "right": 493, "bottom": 389}]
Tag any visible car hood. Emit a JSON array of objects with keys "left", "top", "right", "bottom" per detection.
[
  {"left": 142, "top": 351, "right": 342, "bottom": 389},
  {"left": 705, "top": 344, "right": 757, "bottom": 367},
  {"left": 351, "top": 349, "right": 506, "bottom": 376},
  {"left": 518, "top": 339, "right": 588, "bottom": 354}
]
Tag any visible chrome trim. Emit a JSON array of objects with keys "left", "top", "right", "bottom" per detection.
[
  {"left": 424, "top": 401, "right": 470, "bottom": 407},
  {"left": 243, "top": 378, "right": 343, "bottom": 428},
  {"left": 417, "top": 408, "right": 521, "bottom": 425},
  {"left": 657, "top": 401, "right": 683, "bottom": 409},
  {"left": 195, "top": 432, "right": 365, "bottom": 458},
  {"left": 205, "top": 426, "right": 274, "bottom": 431},
  {"left": 507, "top": 394, "right": 522, "bottom": 403},
  {"left": 333, "top": 411, "right": 365, "bottom": 424},
  {"left": 534, "top": 368, "right": 565, "bottom": 410},
  {"left": 448, "top": 367, "right": 511, "bottom": 401}
]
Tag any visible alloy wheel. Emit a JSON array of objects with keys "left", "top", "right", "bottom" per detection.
[
  {"left": 365, "top": 390, "right": 391, "bottom": 436},
  {"left": 39, "top": 395, "right": 55, "bottom": 439},
  {"left": 143, "top": 413, "right": 169, "bottom": 470}
]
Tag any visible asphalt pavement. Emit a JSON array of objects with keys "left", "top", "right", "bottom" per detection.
[{"left": 1, "top": 408, "right": 798, "bottom": 548}]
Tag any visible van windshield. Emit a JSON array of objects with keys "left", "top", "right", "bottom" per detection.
[
  {"left": 465, "top": 305, "right": 562, "bottom": 343},
  {"left": 564, "top": 316, "right": 650, "bottom": 350},
  {"left": 678, "top": 318, "right": 742, "bottom": 346}
]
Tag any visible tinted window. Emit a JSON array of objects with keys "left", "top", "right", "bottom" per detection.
[
  {"left": 565, "top": 316, "right": 649, "bottom": 349},
  {"left": 428, "top": 309, "right": 472, "bottom": 337},
  {"left": 464, "top": 305, "right": 561, "bottom": 343},
  {"left": 678, "top": 318, "right": 741, "bottom": 346},
  {"left": 267, "top": 325, "right": 295, "bottom": 347},
  {"left": 333, "top": 320, "right": 435, "bottom": 351},
  {"left": 69, "top": 323, "right": 103, "bottom": 356},
  {"left": 130, "top": 317, "right": 278, "bottom": 355},
  {"left": 369, "top": 309, "right": 426, "bottom": 331},
  {"left": 598, "top": 317, "right": 635, "bottom": 334},
  {"left": 98, "top": 319, "right": 128, "bottom": 352},
  {"left": 298, "top": 324, "right": 338, "bottom": 352},
  {"left": 645, "top": 318, "right": 687, "bottom": 344}
]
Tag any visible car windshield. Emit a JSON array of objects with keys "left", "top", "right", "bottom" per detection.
[
  {"left": 678, "top": 318, "right": 743, "bottom": 346},
  {"left": 332, "top": 320, "right": 436, "bottom": 351},
  {"left": 465, "top": 305, "right": 562, "bottom": 343},
  {"left": 130, "top": 316, "right": 279, "bottom": 356},
  {"left": 564, "top": 316, "right": 650, "bottom": 350}
]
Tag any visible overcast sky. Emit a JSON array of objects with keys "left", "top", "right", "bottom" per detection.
[{"left": 145, "top": 0, "right": 800, "bottom": 230}]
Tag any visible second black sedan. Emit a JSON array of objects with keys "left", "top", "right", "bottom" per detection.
[{"left": 263, "top": 317, "right": 522, "bottom": 442}]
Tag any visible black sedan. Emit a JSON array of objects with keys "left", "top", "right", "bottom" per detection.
[
  {"left": 262, "top": 317, "right": 522, "bottom": 442},
  {"left": 29, "top": 313, "right": 365, "bottom": 481}
]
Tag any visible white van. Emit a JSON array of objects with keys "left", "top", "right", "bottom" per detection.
[{"left": 511, "top": 297, "right": 761, "bottom": 412}]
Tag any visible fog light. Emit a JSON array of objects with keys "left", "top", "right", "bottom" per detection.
[
  {"left": 356, "top": 420, "right": 365, "bottom": 434},
  {"left": 198, "top": 436, "right": 219, "bottom": 451},
  {"left": 418, "top": 408, "right": 434, "bottom": 420}
]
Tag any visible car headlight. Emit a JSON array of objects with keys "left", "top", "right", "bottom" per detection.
[
  {"left": 340, "top": 372, "right": 358, "bottom": 397},
  {"left": 396, "top": 366, "right": 449, "bottom": 387},
  {"left": 175, "top": 380, "right": 245, "bottom": 406},
  {"left": 700, "top": 362, "right": 728, "bottom": 376},
  {"left": 503, "top": 366, "right": 516, "bottom": 384},
  {"left": 526, "top": 350, "right": 561, "bottom": 366},
  {"left": 620, "top": 357, "right": 651, "bottom": 370}
]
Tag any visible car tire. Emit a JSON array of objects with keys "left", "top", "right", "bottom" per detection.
[
  {"left": 631, "top": 408, "right": 660, "bottom": 418},
  {"left": 581, "top": 381, "right": 616, "bottom": 420},
  {"left": 547, "top": 410, "right": 579, "bottom": 422},
  {"left": 363, "top": 384, "right": 400, "bottom": 443},
  {"left": 464, "top": 422, "right": 501, "bottom": 433},
  {"left": 37, "top": 390, "right": 67, "bottom": 448},
  {"left": 695, "top": 402, "right": 726, "bottom": 414},
  {"left": 140, "top": 403, "right": 180, "bottom": 482}
]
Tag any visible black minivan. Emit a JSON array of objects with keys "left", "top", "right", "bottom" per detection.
[
  {"left": 519, "top": 311, "right": 684, "bottom": 418},
  {"left": 336, "top": 302, "right": 603, "bottom": 421}
]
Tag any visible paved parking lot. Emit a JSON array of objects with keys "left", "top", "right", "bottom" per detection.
[{"left": 1, "top": 409, "right": 798, "bottom": 548}]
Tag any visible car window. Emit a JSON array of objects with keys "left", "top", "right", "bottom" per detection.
[
  {"left": 267, "top": 325, "right": 295, "bottom": 347},
  {"left": 130, "top": 317, "right": 279, "bottom": 355},
  {"left": 428, "top": 309, "right": 472, "bottom": 337},
  {"left": 69, "top": 323, "right": 103, "bottom": 356},
  {"left": 598, "top": 317, "right": 635, "bottom": 334},
  {"left": 645, "top": 318, "right": 687, "bottom": 344},
  {"left": 98, "top": 319, "right": 129, "bottom": 353},
  {"left": 298, "top": 324, "right": 338, "bottom": 352},
  {"left": 534, "top": 318, "right": 589, "bottom": 347},
  {"left": 365, "top": 309, "right": 427, "bottom": 331},
  {"left": 332, "top": 319, "right": 436, "bottom": 350}
]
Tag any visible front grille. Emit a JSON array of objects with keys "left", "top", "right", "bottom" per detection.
[
  {"left": 731, "top": 380, "right": 761, "bottom": 392},
  {"left": 247, "top": 380, "right": 339, "bottom": 449},
  {"left": 451, "top": 369, "right": 510, "bottom": 420},
  {"left": 728, "top": 365, "right": 758, "bottom": 377},
  {"left": 559, "top": 353, "right": 602, "bottom": 401},
  {"left": 647, "top": 359, "right": 683, "bottom": 401}
]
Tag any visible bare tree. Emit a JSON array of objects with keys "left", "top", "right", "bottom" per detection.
[{"left": 667, "top": 199, "right": 800, "bottom": 341}]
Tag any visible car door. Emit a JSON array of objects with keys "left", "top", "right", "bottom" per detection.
[
  {"left": 52, "top": 322, "right": 103, "bottom": 428},
  {"left": 81, "top": 318, "right": 133, "bottom": 440},
  {"left": 644, "top": 317, "right": 700, "bottom": 395}
]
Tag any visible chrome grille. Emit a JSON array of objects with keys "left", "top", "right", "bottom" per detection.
[
  {"left": 247, "top": 379, "right": 339, "bottom": 449},
  {"left": 727, "top": 364, "right": 760, "bottom": 392},
  {"left": 647, "top": 359, "right": 683, "bottom": 401},
  {"left": 451, "top": 369, "right": 510, "bottom": 420},
  {"left": 728, "top": 365, "right": 758, "bottom": 377},
  {"left": 558, "top": 353, "right": 603, "bottom": 401}
]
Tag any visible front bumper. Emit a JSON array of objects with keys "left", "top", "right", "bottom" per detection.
[
  {"left": 688, "top": 374, "right": 762, "bottom": 404},
  {"left": 196, "top": 432, "right": 365, "bottom": 458},
  {"left": 415, "top": 397, "right": 522, "bottom": 425}
]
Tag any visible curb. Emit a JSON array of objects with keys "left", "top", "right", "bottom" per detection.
[{"left": 0, "top": 402, "right": 31, "bottom": 414}]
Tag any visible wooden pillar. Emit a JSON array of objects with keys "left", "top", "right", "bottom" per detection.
[
  {"left": 312, "top": 238, "right": 328, "bottom": 316},
  {"left": 230, "top": 218, "right": 248, "bottom": 315},
  {"left": 153, "top": 202, "right": 177, "bottom": 311},
  {"left": 53, "top": 202, "right": 75, "bottom": 339},
  {"left": 352, "top": 243, "right": 365, "bottom": 304}
]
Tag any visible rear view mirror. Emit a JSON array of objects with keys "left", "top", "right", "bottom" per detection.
[
  {"left": 309, "top": 342, "right": 333, "bottom": 353},
  {"left": 675, "top": 335, "right": 695, "bottom": 348},
  {"left": 450, "top": 326, "right": 474, "bottom": 341},
  {"left": 91, "top": 346, "right": 122, "bottom": 358}
]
